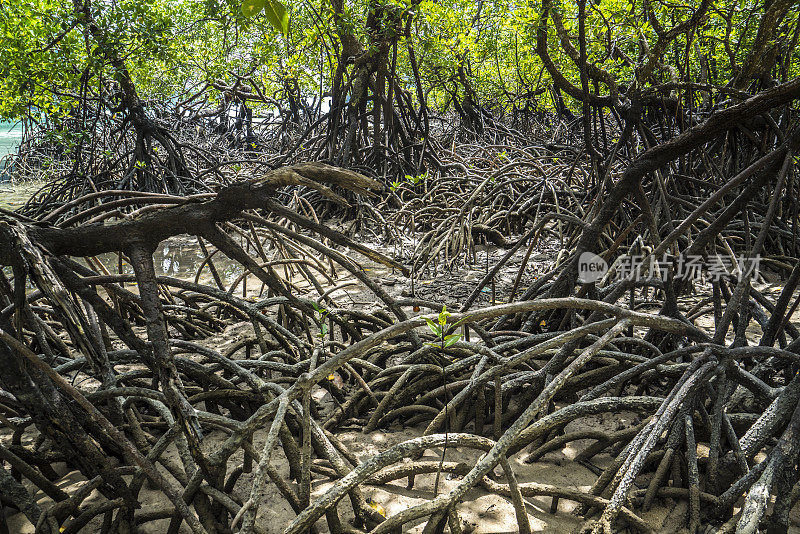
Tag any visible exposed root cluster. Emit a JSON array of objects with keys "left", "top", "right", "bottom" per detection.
[{"left": 2, "top": 81, "right": 800, "bottom": 534}]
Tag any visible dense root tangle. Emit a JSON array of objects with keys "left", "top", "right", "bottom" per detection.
[{"left": 3, "top": 83, "right": 800, "bottom": 534}]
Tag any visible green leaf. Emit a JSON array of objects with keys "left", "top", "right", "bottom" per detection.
[
  {"left": 241, "top": 0, "right": 266, "bottom": 18},
  {"left": 241, "top": 0, "right": 289, "bottom": 36},
  {"left": 262, "top": 0, "right": 289, "bottom": 35},
  {"left": 424, "top": 317, "right": 441, "bottom": 337},
  {"left": 452, "top": 315, "right": 470, "bottom": 328},
  {"left": 443, "top": 333, "right": 461, "bottom": 348}
]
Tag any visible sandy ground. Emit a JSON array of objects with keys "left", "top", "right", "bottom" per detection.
[
  {"left": 0, "top": 420, "right": 678, "bottom": 533},
  {"left": 9, "top": 400, "right": 800, "bottom": 533}
]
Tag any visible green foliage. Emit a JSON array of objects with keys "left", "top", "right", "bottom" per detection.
[
  {"left": 0, "top": 0, "right": 80, "bottom": 118},
  {"left": 390, "top": 171, "right": 427, "bottom": 192},
  {"left": 241, "top": 0, "right": 289, "bottom": 35},
  {"left": 0, "top": 0, "right": 797, "bottom": 124},
  {"left": 0, "top": 0, "right": 183, "bottom": 119},
  {"left": 404, "top": 171, "right": 427, "bottom": 185}
]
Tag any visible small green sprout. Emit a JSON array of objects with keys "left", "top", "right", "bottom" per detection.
[
  {"left": 424, "top": 305, "right": 463, "bottom": 350},
  {"left": 404, "top": 171, "right": 428, "bottom": 186},
  {"left": 313, "top": 303, "right": 329, "bottom": 340}
]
